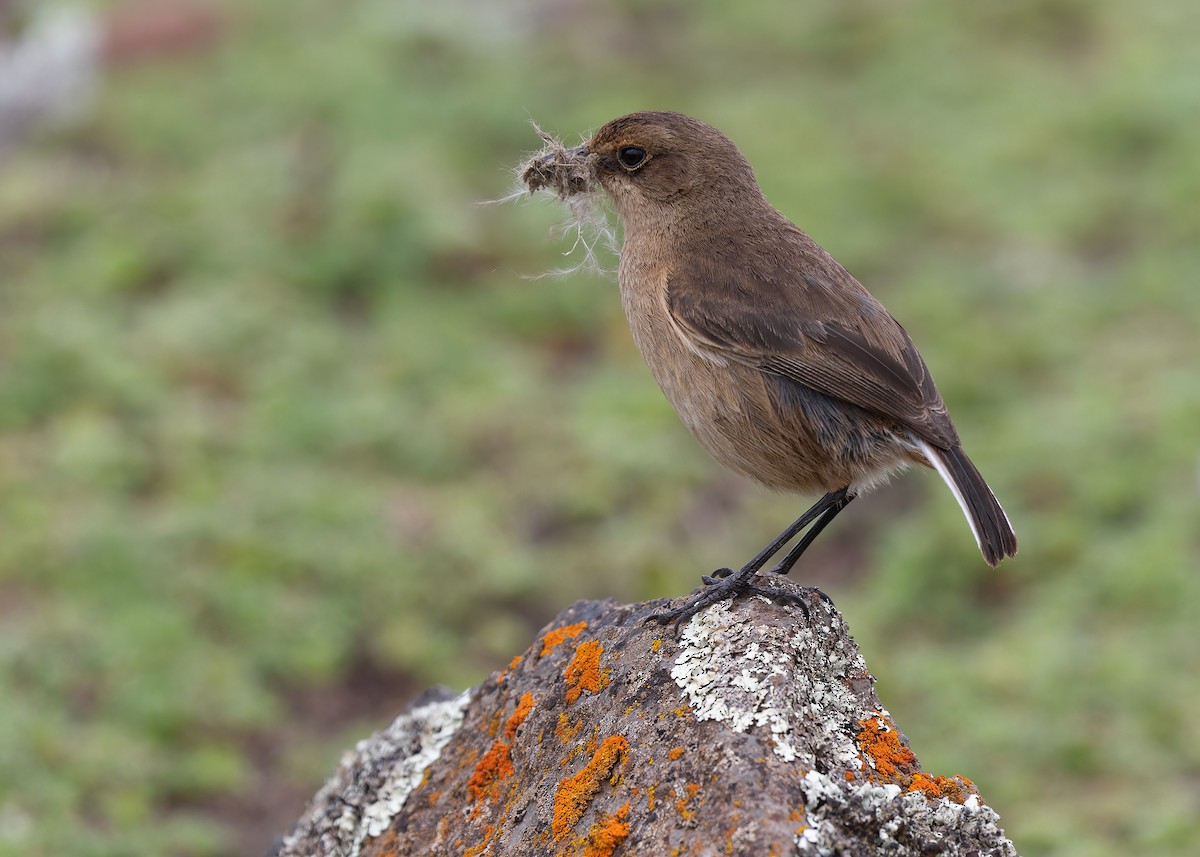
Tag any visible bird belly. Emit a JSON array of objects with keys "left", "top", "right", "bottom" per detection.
[{"left": 661, "top": 353, "right": 909, "bottom": 494}]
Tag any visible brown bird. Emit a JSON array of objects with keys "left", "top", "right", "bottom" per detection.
[{"left": 522, "top": 111, "right": 1017, "bottom": 624}]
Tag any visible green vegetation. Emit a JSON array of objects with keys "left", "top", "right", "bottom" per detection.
[{"left": 1, "top": 1, "right": 1197, "bottom": 854}]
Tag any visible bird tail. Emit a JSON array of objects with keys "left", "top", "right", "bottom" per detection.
[{"left": 914, "top": 440, "right": 1018, "bottom": 567}]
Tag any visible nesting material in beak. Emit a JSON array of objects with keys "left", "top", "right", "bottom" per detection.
[
  {"left": 519, "top": 124, "right": 596, "bottom": 199},
  {"left": 518, "top": 122, "right": 614, "bottom": 275}
]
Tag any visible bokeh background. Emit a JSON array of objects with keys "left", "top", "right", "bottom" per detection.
[{"left": 1, "top": 0, "right": 1198, "bottom": 854}]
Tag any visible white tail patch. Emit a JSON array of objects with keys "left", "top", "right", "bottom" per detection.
[{"left": 914, "top": 438, "right": 988, "bottom": 554}]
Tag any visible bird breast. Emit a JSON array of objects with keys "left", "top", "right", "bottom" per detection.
[{"left": 618, "top": 249, "right": 863, "bottom": 494}]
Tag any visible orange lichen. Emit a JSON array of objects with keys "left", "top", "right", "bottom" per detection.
[
  {"left": 855, "top": 713, "right": 918, "bottom": 781},
  {"left": 907, "top": 772, "right": 978, "bottom": 804},
  {"left": 667, "top": 747, "right": 684, "bottom": 761},
  {"left": 560, "top": 725, "right": 599, "bottom": 769},
  {"left": 647, "top": 784, "right": 656, "bottom": 810},
  {"left": 468, "top": 694, "right": 535, "bottom": 802},
  {"left": 540, "top": 621, "right": 588, "bottom": 656},
  {"left": 505, "top": 692, "right": 534, "bottom": 741},
  {"left": 495, "top": 656, "right": 523, "bottom": 684},
  {"left": 467, "top": 740, "right": 514, "bottom": 802},
  {"left": 651, "top": 638, "right": 662, "bottom": 653},
  {"left": 856, "top": 712, "right": 979, "bottom": 804},
  {"left": 564, "top": 640, "right": 610, "bottom": 704},
  {"left": 486, "top": 709, "right": 503, "bottom": 739},
  {"left": 581, "top": 802, "right": 631, "bottom": 857},
  {"left": 552, "top": 735, "right": 630, "bottom": 840},
  {"left": 675, "top": 782, "right": 701, "bottom": 820},
  {"left": 462, "top": 825, "right": 495, "bottom": 857},
  {"left": 375, "top": 830, "right": 399, "bottom": 857},
  {"left": 556, "top": 712, "right": 584, "bottom": 744}
]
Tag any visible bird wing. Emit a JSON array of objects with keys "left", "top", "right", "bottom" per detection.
[{"left": 665, "top": 234, "right": 959, "bottom": 449}]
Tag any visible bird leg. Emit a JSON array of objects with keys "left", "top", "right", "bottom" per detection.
[
  {"left": 648, "top": 487, "right": 852, "bottom": 628},
  {"left": 767, "top": 488, "right": 854, "bottom": 576}
]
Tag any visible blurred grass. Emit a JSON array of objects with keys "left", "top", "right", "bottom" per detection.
[{"left": 1, "top": 0, "right": 1198, "bottom": 854}]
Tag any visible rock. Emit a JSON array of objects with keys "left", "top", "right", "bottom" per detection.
[{"left": 271, "top": 581, "right": 1020, "bottom": 856}]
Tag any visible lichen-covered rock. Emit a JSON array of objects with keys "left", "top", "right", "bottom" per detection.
[{"left": 272, "top": 581, "right": 1020, "bottom": 856}]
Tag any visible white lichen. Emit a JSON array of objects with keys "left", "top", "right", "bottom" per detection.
[
  {"left": 358, "top": 693, "right": 463, "bottom": 840},
  {"left": 276, "top": 688, "right": 472, "bottom": 857},
  {"left": 794, "top": 769, "right": 1017, "bottom": 857},
  {"left": 670, "top": 598, "right": 867, "bottom": 767}
]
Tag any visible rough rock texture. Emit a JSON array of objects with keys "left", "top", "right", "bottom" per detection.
[{"left": 272, "top": 580, "right": 1020, "bottom": 856}]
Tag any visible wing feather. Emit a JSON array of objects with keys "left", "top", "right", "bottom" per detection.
[{"left": 665, "top": 230, "right": 958, "bottom": 449}]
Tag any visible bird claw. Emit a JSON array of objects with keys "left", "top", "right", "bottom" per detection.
[
  {"left": 646, "top": 576, "right": 833, "bottom": 630},
  {"left": 699, "top": 567, "right": 735, "bottom": 585},
  {"left": 747, "top": 584, "right": 812, "bottom": 620},
  {"left": 751, "top": 583, "right": 835, "bottom": 622},
  {"left": 645, "top": 566, "right": 759, "bottom": 629}
]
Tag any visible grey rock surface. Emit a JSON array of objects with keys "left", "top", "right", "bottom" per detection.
[{"left": 273, "top": 580, "right": 1020, "bottom": 856}]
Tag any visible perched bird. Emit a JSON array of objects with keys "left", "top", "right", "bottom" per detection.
[{"left": 522, "top": 111, "right": 1017, "bottom": 624}]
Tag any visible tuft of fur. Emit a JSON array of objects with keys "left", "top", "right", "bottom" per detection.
[
  {"left": 519, "top": 123, "right": 596, "bottom": 198},
  {"left": 508, "top": 122, "right": 618, "bottom": 277}
]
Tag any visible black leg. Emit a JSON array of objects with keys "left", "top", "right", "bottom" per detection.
[
  {"left": 648, "top": 487, "right": 852, "bottom": 628},
  {"left": 703, "top": 489, "right": 846, "bottom": 583},
  {"left": 767, "top": 489, "right": 854, "bottom": 576}
]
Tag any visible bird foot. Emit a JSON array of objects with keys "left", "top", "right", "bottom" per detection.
[
  {"left": 647, "top": 566, "right": 833, "bottom": 631},
  {"left": 745, "top": 580, "right": 835, "bottom": 621},
  {"left": 647, "top": 565, "right": 759, "bottom": 630}
]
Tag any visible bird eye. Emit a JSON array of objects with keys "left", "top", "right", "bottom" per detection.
[{"left": 617, "top": 146, "right": 647, "bottom": 169}]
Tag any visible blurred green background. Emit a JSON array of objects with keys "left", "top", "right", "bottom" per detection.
[{"left": 1, "top": 0, "right": 1198, "bottom": 854}]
